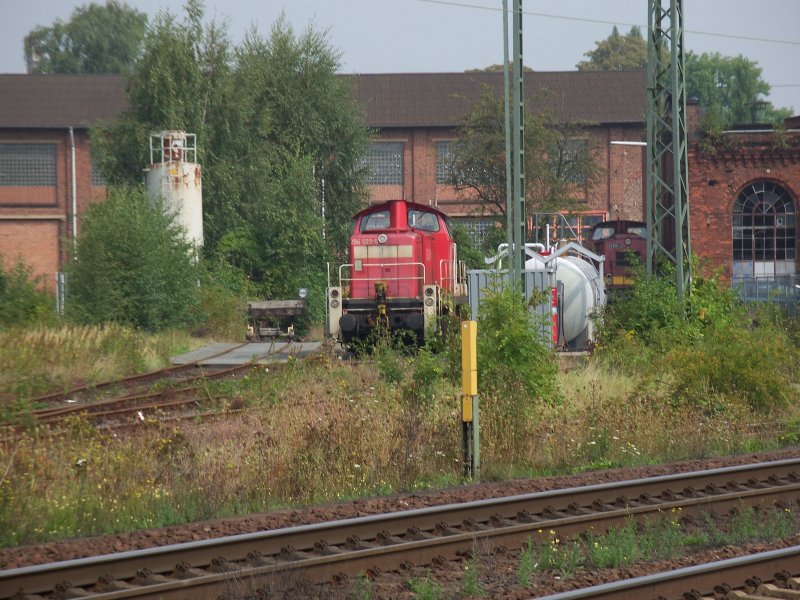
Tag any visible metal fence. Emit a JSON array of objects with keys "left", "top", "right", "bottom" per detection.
[{"left": 732, "top": 275, "right": 800, "bottom": 317}]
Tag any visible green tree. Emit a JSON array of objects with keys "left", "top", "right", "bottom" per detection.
[
  {"left": 0, "top": 259, "right": 55, "bottom": 328},
  {"left": 576, "top": 26, "right": 646, "bottom": 71},
  {"left": 65, "top": 186, "right": 200, "bottom": 330},
  {"left": 685, "top": 51, "right": 790, "bottom": 125},
  {"left": 448, "top": 89, "right": 603, "bottom": 220},
  {"left": 92, "top": 3, "right": 368, "bottom": 321},
  {"left": 24, "top": 1, "right": 148, "bottom": 74}
]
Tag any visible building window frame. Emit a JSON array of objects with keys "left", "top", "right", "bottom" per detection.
[
  {"left": 0, "top": 143, "right": 56, "bottom": 186},
  {"left": 361, "top": 141, "right": 404, "bottom": 185},
  {"left": 732, "top": 180, "right": 796, "bottom": 278}
]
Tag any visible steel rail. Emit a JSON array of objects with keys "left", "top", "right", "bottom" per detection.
[
  {"left": 31, "top": 364, "right": 251, "bottom": 420},
  {"left": 531, "top": 545, "right": 800, "bottom": 600},
  {"left": 26, "top": 343, "right": 251, "bottom": 405},
  {"left": 2, "top": 459, "right": 799, "bottom": 599}
]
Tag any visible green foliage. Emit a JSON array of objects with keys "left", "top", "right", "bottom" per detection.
[
  {"left": 188, "top": 260, "right": 254, "bottom": 339},
  {"left": 598, "top": 259, "right": 799, "bottom": 416},
  {"left": 92, "top": 4, "right": 369, "bottom": 320},
  {"left": 576, "top": 26, "right": 647, "bottom": 71},
  {"left": 516, "top": 537, "right": 536, "bottom": 587},
  {"left": 64, "top": 186, "right": 200, "bottom": 331},
  {"left": 461, "top": 554, "right": 483, "bottom": 596},
  {"left": 449, "top": 89, "right": 603, "bottom": 219},
  {"left": 25, "top": 1, "right": 148, "bottom": 74},
  {"left": 408, "top": 573, "right": 445, "bottom": 600},
  {"left": 533, "top": 531, "right": 584, "bottom": 578},
  {"left": 661, "top": 323, "right": 795, "bottom": 413},
  {"left": 451, "top": 223, "right": 486, "bottom": 270},
  {"left": 349, "top": 574, "right": 373, "bottom": 600},
  {"left": 0, "top": 259, "right": 56, "bottom": 329},
  {"left": 477, "top": 283, "right": 559, "bottom": 404},
  {"left": 686, "top": 51, "right": 789, "bottom": 125}
]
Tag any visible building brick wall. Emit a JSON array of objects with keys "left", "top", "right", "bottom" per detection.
[
  {"left": 0, "top": 127, "right": 105, "bottom": 288},
  {"left": 0, "top": 220, "right": 61, "bottom": 293},
  {"left": 367, "top": 123, "right": 647, "bottom": 226},
  {"left": 688, "top": 130, "right": 800, "bottom": 278}
]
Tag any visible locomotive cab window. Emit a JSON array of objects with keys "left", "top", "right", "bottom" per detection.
[
  {"left": 592, "top": 226, "right": 615, "bottom": 241},
  {"left": 408, "top": 209, "right": 440, "bottom": 232},
  {"left": 627, "top": 225, "right": 647, "bottom": 238},
  {"left": 360, "top": 210, "right": 391, "bottom": 232}
]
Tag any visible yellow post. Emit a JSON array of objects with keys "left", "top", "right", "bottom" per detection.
[{"left": 460, "top": 321, "right": 479, "bottom": 479}]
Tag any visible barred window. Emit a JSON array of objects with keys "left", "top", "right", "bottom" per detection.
[
  {"left": 733, "top": 181, "right": 795, "bottom": 262},
  {"left": 435, "top": 141, "right": 456, "bottom": 184},
  {"left": 549, "top": 139, "right": 587, "bottom": 184},
  {"left": 457, "top": 218, "right": 497, "bottom": 250},
  {"left": 91, "top": 159, "right": 106, "bottom": 186},
  {"left": 0, "top": 144, "right": 56, "bottom": 186},
  {"left": 360, "top": 142, "right": 403, "bottom": 185}
]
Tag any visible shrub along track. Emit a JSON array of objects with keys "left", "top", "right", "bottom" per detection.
[
  {"left": 9, "top": 342, "right": 305, "bottom": 430},
  {"left": 2, "top": 458, "right": 800, "bottom": 600}
]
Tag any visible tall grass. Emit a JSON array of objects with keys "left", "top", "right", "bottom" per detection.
[
  {"left": 2, "top": 350, "right": 799, "bottom": 548},
  {"left": 0, "top": 324, "right": 197, "bottom": 411}
]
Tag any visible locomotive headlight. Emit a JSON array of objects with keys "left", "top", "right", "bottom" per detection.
[
  {"left": 330, "top": 299, "right": 340, "bottom": 308},
  {"left": 377, "top": 233, "right": 388, "bottom": 244},
  {"left": 425, "top": 297, "right": 434, "bottom": 307}
]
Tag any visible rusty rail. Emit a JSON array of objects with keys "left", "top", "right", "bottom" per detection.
[{"left": 2, "top": 459, "right": 799, "bottom": 599}]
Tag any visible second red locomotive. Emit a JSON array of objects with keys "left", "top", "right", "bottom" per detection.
[
  {"left": 326, "top": 199, "right": 467, "bottom": 345},
  {"left": 588, "top": 219, "right": 647, "bottom": 289}
]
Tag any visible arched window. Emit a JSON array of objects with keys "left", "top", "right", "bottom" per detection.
[{"left": 732, "top": 181, "right": 796, "bottom": 278}]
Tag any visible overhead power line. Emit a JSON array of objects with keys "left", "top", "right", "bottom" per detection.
[{"left": 408, "top": 0, "right": 800, "bottom": 47}]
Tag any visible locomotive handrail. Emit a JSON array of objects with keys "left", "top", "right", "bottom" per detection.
[{"left": 336, "top": 261, "right": 426, "bottom": 289}]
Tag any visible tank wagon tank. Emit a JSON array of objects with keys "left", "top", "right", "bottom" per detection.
[
  {"left": 525, "top": 249, "right": 605, "bottom": 350},
  {"left": 326, "top": 199, "right": 467, "bottom": 345}
]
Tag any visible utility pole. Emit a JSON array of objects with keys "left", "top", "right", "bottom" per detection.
[
  {"left": 511, "top": 0, "right": 525, "bottom": 282},
  {"left": 646, "top": 0, "right": 691, "bottom": 301},
  {"left": 503, "top": 0, "right": 513, "bottom": 266}
]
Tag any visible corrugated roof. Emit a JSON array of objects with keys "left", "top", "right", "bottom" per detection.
[
  {"left": 345, "top": 70, "right": 647, "bottom": 127},
  {"left": 0, "top": 70, "right": 646, "bottom": 130},
  {"left": 0, "top": 74, "right": 127, "bottom": 129}
]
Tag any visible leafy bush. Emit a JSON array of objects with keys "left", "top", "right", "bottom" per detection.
[
  {"left": 64, "top": 186, "right": 201, "bottom": 331},
  {"left": 477, "top": 283, "right": 559, "bottom": 405},
  {"left": 0, "top": 258, "right": 55, "bottom": 328},
  {"left": 662, "top": 322, "right": 797, "bottom": 413},
  {"left": 598, "top": 259, "right": 799, "bottom": 415}
]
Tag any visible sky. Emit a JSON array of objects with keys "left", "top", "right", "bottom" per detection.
[{"left": 1, "top": 0, "right": 798, "bottom": 113}]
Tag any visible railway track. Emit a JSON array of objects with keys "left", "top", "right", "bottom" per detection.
[
  {"left": 535, "top": 545, "right": 800, "bottom": 600},
  {"left": 2, "top": 459, "right": 799, "bottom": 600},
  {"left": 11, "top": 342, "right": 305, "bottom": 429},
  {"left": 26, "top": 343, "right": 251, "bottom": 406}
]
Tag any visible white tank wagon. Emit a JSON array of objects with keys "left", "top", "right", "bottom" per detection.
[
  {"left": 145, "top": 131, "right": 203, "bottom": 249},
  {"left": 525, "top": 242, "right": 606, "bottom": 350}
]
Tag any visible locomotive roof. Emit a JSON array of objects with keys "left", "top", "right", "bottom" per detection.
[{"left": 356, "top": 199, "right": 448, "bottom": 219}]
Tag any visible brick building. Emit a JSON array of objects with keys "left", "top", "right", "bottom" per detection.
[
  {"left": 3, "top": 71, "right": 797, "bottom": 301},
  {"left": 0, "top": 74, "right": 125, "bottom": 293},
  {"left": 687, "top": 103, "right": 800, "bottom": 289},
  {"left": 0, "top": 71, "right": 648, "bottom": 292},
  {"left": 350, "top": 70, "right": 648, "bottom": 246}
]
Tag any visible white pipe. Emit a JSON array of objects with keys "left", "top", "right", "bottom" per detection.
[{"left": 68, "top": 127, "right": 77, "bottom": 248}]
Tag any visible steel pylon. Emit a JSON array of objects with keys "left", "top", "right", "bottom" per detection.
[{"left": 646, "top": 0, "right": 691, "bottom": 301}]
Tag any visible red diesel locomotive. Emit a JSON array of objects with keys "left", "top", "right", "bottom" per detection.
[
  {"left": 589, "top": 219, "right": 647, "bottom": 289},
  {"left": 326, "top": 199, "right": 468, "bottom": 344}
]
